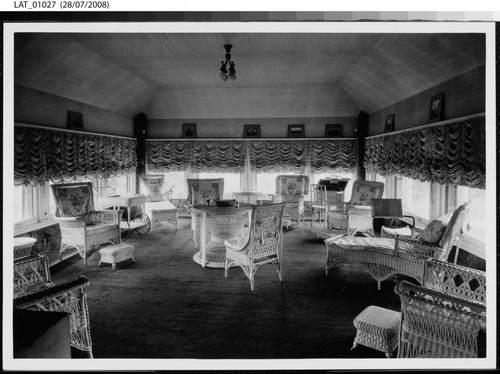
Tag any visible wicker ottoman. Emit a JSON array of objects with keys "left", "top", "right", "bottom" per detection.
[
  {"left": 352, "top": 305, "right": 401, "bottom": 358},
  {"left": 145, "top": 201, "right": 178, "bottom": 231},
  {"left": 98, "top": 243, "right": 135, "bottom": 270}
]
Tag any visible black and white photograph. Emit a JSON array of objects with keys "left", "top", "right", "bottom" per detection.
[{"left": 3, "top": 8, "right": 495, "bottom": 373}]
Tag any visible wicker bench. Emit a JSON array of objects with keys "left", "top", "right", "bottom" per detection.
[{"left": 98, "top": 243, "right": 135, "bottom": 270}]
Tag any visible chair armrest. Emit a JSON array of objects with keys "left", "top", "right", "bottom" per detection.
[
  {"left": 89, "top": 210, "right": 122, "bottom": 224},
  {"left": 348, "top": 204, "right": 372, "bottom": 215},
  {"left": 395, "top": 236, "right": 443, "bottom": 260},
  {"left": 269, "top": 194, "right": 284, "bottom": 203}
]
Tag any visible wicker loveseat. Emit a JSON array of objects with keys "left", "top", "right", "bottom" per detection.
[{"left": 324, "top": 201, "right": 471, "bottom": 290}]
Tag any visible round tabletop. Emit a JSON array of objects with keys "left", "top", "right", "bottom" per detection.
[{"left": 14, "top": 237, "right": 37, "bottom": 249}]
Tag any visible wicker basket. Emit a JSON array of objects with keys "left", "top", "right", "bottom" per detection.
[{"left": 14, "top": 237, "right": 37, "bottom": 259}]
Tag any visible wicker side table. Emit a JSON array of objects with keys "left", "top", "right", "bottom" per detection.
[
  {"left": 352, "top": 305, "right": 401, "bottom": 358},
  {"left": 98, "top": 243, "right": 135, "bottom": 270}
]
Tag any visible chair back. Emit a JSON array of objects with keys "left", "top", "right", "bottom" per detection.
[
  {"left": 51, "top": 182, "right": 95, "bottom": 217},
  {"left": 394, "top": 280, "right": 486, "bottom": 358},
  {"left": 349, "top": 180, "right": 384, "bottom": 206},
  {"left": 248, "top": 203, "right": 286, "bottom": 260},
  {"left": 187, "top": 178, "right": 224, "bottom": 205},
  {"left": 275, "top": 175, "right": 309, "bottom": 204},
  {"left": 437, "top": 200, "right": 471, "bottom": 261},
  {"left": 423, "top": 258, "right": 486, "bottom": 305},
  {"left": 142, "top": 175, "right": 167, "bottom": 202},
  {"left": 310, "top": 184, "right": 327, "bottom": 205},
  {"left": 371, "top": 198, "right": 403, "bottom": 218},
  {"left": 14, "top": 254, "right": 52, "bottom": 298}
]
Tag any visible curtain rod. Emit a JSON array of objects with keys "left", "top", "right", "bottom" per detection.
[
  {"left": 14, "top": 122, "right": 136, "bottom": 141},
  {"left": 366, "top": 112, "right": 485, "bottom": 140},
  {"left": 146, "top": 137, "right": 357, "bottom": 142}
]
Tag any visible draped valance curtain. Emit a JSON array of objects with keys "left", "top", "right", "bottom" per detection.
[
  {"left": 14, "top": 126, "right": 137, "bottom": 186},
  {"left": 364, "top": 116, "right": 485, "bottom": 189},
  {"left": 146, "top": 139, "right": 358, "bottom": 175}
]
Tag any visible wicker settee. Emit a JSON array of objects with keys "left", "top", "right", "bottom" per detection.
[{"left": 324, "top": 201, "right": 471, "bottom": 290}]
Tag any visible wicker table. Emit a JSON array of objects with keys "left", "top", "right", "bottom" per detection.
[{"left": 192, "top": 203, "right": 253, "bottom": 268}]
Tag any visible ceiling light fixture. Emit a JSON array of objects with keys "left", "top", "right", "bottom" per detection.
[{"left": 219, "top": 44, "right": 236, "bottom": 81}]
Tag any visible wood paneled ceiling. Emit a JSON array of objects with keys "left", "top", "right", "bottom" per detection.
[{"left": 14, "top": 32, "right": 485, "bottom": 119}]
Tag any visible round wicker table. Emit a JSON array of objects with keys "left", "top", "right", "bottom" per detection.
[{"left": 192, "top": 203, "right": 254, "bottom": 268}]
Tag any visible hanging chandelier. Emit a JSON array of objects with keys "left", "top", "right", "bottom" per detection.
[{"left": 219, "top": 44, "right": 236, "bottom": 81}]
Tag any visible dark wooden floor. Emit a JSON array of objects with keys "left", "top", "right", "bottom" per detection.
[{"left": 50, "top": 218, "right": 409, "bottom": 369}]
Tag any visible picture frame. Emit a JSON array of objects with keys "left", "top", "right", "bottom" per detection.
[
  {"left": 244, "top": 124, "right": 260, "bottom": 138},
  {"left": 182, "top": 123, "right": 196, "bottom": 138},
  {"left": 67, "top": 111, "right": 84, "bottom": 131},
  {"left": 288, "top": 124, "right": 305, "bottom": 138},
  {"left": 428, "top": 93, "right": 444, "bottom": 123},
  {"left": 325, "top": 124, "right": 343, "bottom": 138},
  {"left": 384, "top": 114, "right": 395, "bottom": 133}
]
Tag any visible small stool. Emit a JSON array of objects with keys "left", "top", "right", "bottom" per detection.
[
  {"left": 352, "top": 305, "right": 401, "bottom": 358},
  {"left": 98, "top": 243, "right": 135, "bottom": 270}
]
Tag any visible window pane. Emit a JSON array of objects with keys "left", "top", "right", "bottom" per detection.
[
  {"left": 162, "top": 171, "right": 188, "bottom": 198},
  {"left": 14, "top": 185, "right": 37, "bottom": 223},
  {"left": 455, "top": 186, "right": 486, "bottom": 240},
  {"left": 400, "top": 177, "right": 431, "bottom": 219}
]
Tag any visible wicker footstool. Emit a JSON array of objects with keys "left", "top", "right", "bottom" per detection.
[
  {"left": 98, "top": 243, "right": 135, "bottom": 270},
  {"left": 352, "top": 305, "right": 401, "bottom": 358}
]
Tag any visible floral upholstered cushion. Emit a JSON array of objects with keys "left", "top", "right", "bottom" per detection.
[
  {"left": 278, "top": 176, "right": 308, "bottom": 204},
  {"left": 143, "top": 177, "right": 165, "bottom": 202},
  {"left": 191, "top": 183, "right": 222, "bottom": 204},
  {"left": 352, "top": 184, "right": 384, "bottom": 206},
  {"left": 420, "top": 213, "right": 452, "bottom": 244},
  {"left": 54, "top": 186, "right": 93, "bottom": 217}
]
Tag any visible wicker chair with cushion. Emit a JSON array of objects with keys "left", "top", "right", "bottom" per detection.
[
  {"left": 328, "top": 180, "right": 385, "bottom": 236},
  {"left": 324, "top": 201, "right": 472, "bottom": 290},
  {"left": 51, "top": 182, "right": 122, "bottom": 267},
  {"left": 270, "top": 175, "right": 309, "bottom": 228},
  {"left": 394, "top": 279, "right": 486, "bottom": 358},
  {"left": 186, "top": 178, "right": 225, "bottom": 248},
  {"left": 142, "top": 175, "right": 178, "bottom": 231},
  {"left": 14, "top": 275, "right": 94, "bottom": 358},
  {"left": 224, "top": 203, "right": 286, "bottom": 291}
]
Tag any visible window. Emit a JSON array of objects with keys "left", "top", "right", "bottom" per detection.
[
  {"left": 455, "top": 185, "right": 486, "bottom": 241},
  {"left": 14, "top": 184, "right": 38, "bottom": 227},
  {"left": 398, "top": 176, "right": 431, "bottom": 221}
]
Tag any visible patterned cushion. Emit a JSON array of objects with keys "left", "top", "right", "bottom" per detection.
[
  {"left": 54, "top": 186, "right": 92, "bottom": 217},
  {"left": 279, "top": 176, "right": 307, "bottom": 203},
  {"left": 143, "top": 178, "right": 165, "bottom": 202},
  {"left": 328, "top": 236, "right": 396, "bottom": 253},
  {"left": 191, "top": 183, "right": 222, "bottom": 204},
  {"left": 420, "top": 213, "right": 453, "bottom": 244},
  {"left": 352, "top": 184, "right": 384, "bottom": 206}
]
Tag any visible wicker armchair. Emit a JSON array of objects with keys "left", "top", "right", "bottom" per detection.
[
  {"left": 324, "top": 201, "right": 472, "bottom": 290},
  {"left": 51, "top": 182, "right": 121, "bottom": 266},
  {"left": 270, "top": 175, "right": 309, "bottom": 228},
  {"left": 14, "top": 275, "right": 94, "bottom": 358},
  {"left": 224, "top": 203, "right": 286, "bottom": 291},
  {"left": 394, "top": 279, "right": 486, "bottom": 358},
  {"left": 14, "top": 254, "right": 53, "bottom": 298},
  {"left": 185, "top": 178, "right": 225, "bottom": 248},
  {"left": 328, "top": 180, "right": 385, "bottom": 236},
  {"left": 142, "top": 175, "right": 178, "bottom": 231}
]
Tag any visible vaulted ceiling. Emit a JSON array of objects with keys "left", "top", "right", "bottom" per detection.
[{"left": 14, "top": 32, "right": 485, "bottom": 119}]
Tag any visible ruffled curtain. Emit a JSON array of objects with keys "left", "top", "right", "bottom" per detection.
[
  {"left": 146, "top": 141, "right": 191, "bottom": 172},
  {"left": 248, "top": 140, "right": 308, "bottom": 173},
  {"left": 14, "top": 126, "right": 137, "bottom": 185},
  {"left": 191, "top": 140, "right": 247, "bottom": 173},
  {"left": 308, "top": 139, "right": 358, "bottom": 174},
  {"left": 364, "top": 117, "right": 485, "bottom": 189}
]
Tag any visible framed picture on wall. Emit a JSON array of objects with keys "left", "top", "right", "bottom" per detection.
[
  {"left": 244, "top": 124, "right": 260, "bottom": 138},
  {"left": 384, "top": 114, "right": 395, "bottom": 133},
  {"left": 288, "top": 124, "right": 305, "bottom": 138},
  {"left": 428, "top": 93, "right": 444, "bottom": 123},
  {"left": 325, "top": 124, "right": 343, "bottom": 138},
  {"left": 68, "top": 111, "right": 84, "bottom": 131},
  {"left": 182, "top": 123, "right": 196, "bottom": 138}
]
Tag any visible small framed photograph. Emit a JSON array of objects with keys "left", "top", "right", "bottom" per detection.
[
  {"left": 384, "top": 114, "right": 395, "bottom": 133},
  {"left": 68, "top": 111, "right": 84, "bottom": 131},
  {"left": 244, "top": 124, "right": 260, "bottom": 138},
  {"left": 182, "top": 123, "right": 196, "bottom": 138},
  {"left": 325, "top": 124, "right": 343, "bottom": 138},
  {"left": 288, "top": 124, "right": 305, "bottom": 138},
  {"left": 428, "top": 93, "right": 444, "bottom": 123}
]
